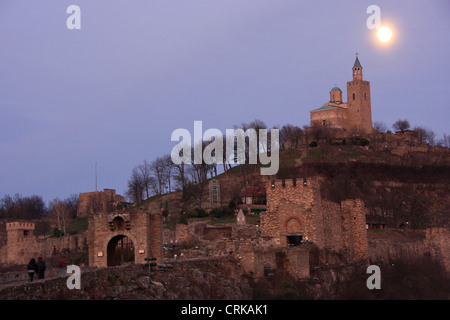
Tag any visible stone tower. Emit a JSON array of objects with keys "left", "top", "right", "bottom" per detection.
[
  {"left": 5, "top": 222, "right": 35, "bottom": 264},
  {"left": 346, "top": 56, "right": 373, "bottom": 133},
  {"left": 6, "top": 222, "right": 35, "bottom": 242},
  {"left": 340, "top": 199, "right": 369, "bottom": 261},
  {"left": 262, "top": 177, "right": 368, "bottom": 261}
]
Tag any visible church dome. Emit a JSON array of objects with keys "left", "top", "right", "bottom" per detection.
[{"left": 331, "top": 86, "right": 342, "bottom": 92}]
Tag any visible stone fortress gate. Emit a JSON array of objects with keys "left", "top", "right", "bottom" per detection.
[{"left": 88, "top": 208, "right": 163, "bottom": 267}]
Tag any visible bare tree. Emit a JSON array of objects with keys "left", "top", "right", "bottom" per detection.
[
  {"left": 310, "top": 123, "right": 332, "bottom": 142},
  {"left": 248, "top": 119, "right": 267, "bottom": 154},
  {"left": 393, "top": 119, "right": 410, "bottom": 132},
  {"left": 0, "top": 195, "right": 14, "bottom": 219},
  {"left": 414, "top": 126, "right": 436, "bottom": 146},
  {"left": 161, "top": 154, "right": 175, "bottom": 193},
  {"left": 0, "top": 194, "right": 46, "bottom": 220},
  {"left": 173, "top": 159, "right": 186, "bottom": 191},
  {"left": 137, "top": 160, "right": 153, "bottom": 199},
  {"left": 49, "top": 199, "right": 72, "bottom": 236},
  {"left": 233, "top": 119, "right": 267, "bottom": 161},
  {"left": 302, "top": 124, "right": 311, "bottom": 145},
  {"left": 150, "top": 157, "right": 168, "bottom": 195},
  {"left": 64, "top": 194, "right": 79, "bottom": 219},
  {"left": 279, "top": 124, "right": 303, "bottom": 149},
  {"left": 126, "top": 167, "right": 145, "bottom": 204},
  {"left": 220, "top": 133, "right": 232, "bottom": 172},
  {"left": 439, "top": 133, "right": 450, "bottom": 148},
  {"left": 373, "top": 121, "right": 388, "bottom": 133},
  {"left": 189, "top": 142, "right": 211, "bottom": 184},
  {"left": 425, "top": 129, "right": 436, "bottom": 146}
]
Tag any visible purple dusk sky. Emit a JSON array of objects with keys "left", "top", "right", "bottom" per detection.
[{"left": 0, "top": 0, "right": 449, "bottom": 203}]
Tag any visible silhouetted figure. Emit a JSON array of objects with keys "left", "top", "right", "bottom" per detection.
[
  {"left": 37, "top": 256, "right": 46, "bottom": 280},
  {"left": 58, "top": 257, "right": 67, "bottom": 276},
  {"left": 27, "top": 258, "right": 38, "bottom": 282}
]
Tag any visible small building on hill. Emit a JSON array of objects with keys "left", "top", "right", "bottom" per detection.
[{"left": 240, "top": 186, "right": 266, "bottom": 206}]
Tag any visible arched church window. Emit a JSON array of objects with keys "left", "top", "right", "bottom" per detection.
[{"left": 353, "top": 93, "right": 355, "bottom": 100}]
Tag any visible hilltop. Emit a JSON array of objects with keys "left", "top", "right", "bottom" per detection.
[{"left": 133, "top": 135, "right": 450, "bottom": 232}]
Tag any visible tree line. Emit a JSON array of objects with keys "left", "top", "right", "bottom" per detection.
[
  {"left": 0, "top": 194, "right": 79, "bottom": 236},
  {"left": 126, "top": 119, "right": 284, "bottom": 204},
  {"left": 126, "top": 117, "right": 450, "bottom": 205},
  {"left": 375, "top": 119, "right": 450, "bottom": 147}
]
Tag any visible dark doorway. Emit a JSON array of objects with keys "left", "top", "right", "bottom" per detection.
[
  {"left": 286, "top": 234, "right": 302, "bottom": 246},
  {"left": 107, "top": 235, "right": 135, "bottom": 266}
]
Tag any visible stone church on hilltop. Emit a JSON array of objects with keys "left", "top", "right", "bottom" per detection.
[{"left": 310, "top": 56, "right": 373, "bottom": 134}]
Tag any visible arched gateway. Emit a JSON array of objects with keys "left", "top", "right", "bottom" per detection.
[
  {"left": 88, "top": 210, "right": 163, "bottom": 267},
  {"left": 284, "top": 216, "right": 303, "bottom": 247},
  {"left": 107, "top": 235, "right": 135, "bottom": 266}
]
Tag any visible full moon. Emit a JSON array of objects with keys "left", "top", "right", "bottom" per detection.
[{"left": 377, "top": 26, "right": 393, "bottom": 43}]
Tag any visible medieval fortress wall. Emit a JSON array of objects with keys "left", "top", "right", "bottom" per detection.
[
  {"left": 0, "top": 195, "right": 448, "bottom": 280},
  {"left": 77, "top": 189, "right": 125, "bottom": 217},
  {"left": 161, "top": 176, "right": 370, "bottom": 279},
  {"left": 262, "top": 177, "right": 368, "bottom": 260},
  {"left": 1, "top": 57, "right": 448, "bottom": 284},
  {"left": 0, "top": 222, "right": 85, "bottom": 265}
]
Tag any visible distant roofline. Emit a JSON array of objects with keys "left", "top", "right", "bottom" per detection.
[{"left": 310, "top": 105, "right": 348, "bottom": 112}]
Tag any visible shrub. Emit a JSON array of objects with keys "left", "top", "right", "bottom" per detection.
[
  {"left": 350, "top": 137, "right": 370, "bottom": 146},
  {"left": 187, "top": 208, "right": 208, "bottom": 218},
  {"left": 276, "top": 286, "right": 301, "bottom": 300},
  {"left": 178, "top": 215, "right": 188, "bottom": 225},
  {"left": 195, "top": 207, "right": 208, "bottom": 218},
  {"left": 107, "top": 274, "right": 119, "bottom": 285},
  {"left": 360, "top": 138, "right": 370, "bottom": 146},
  {"left": 210, "top": 206, "right": 234, "bottom": 218},
  {"left": 309, "top": 141, "right": 318, "bottom": 148},
  {"left": 53, "top": 227, "right": 61, "bottom": 238},
  {"left": 187, "top": 209, "right": 198, "bottom": 218}
]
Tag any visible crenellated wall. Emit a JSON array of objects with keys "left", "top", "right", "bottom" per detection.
[
  {"left": 261, "top": 177, "right": 368, "bottom": 260},
  {"left": 0, "top": 221, "right": 86, "bottom": 265},
  {"left": 2, "top": 234, "right": 86, "bottom": 265}
]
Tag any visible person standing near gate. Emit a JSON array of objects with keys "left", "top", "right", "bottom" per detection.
[
  {"left": 37, "top": 256, "right": 46, "bottom": 280},
  {"left": 27, "top": 258, "right": 38, "bottom": 282}
]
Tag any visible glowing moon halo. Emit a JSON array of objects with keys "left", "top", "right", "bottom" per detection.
[{"left": 377, "top": 26, "right": 393, "bottom": 43}]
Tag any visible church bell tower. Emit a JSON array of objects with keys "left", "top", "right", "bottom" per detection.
[{"left": 346, "top": 56, "right": 373, "bottom": 133}]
